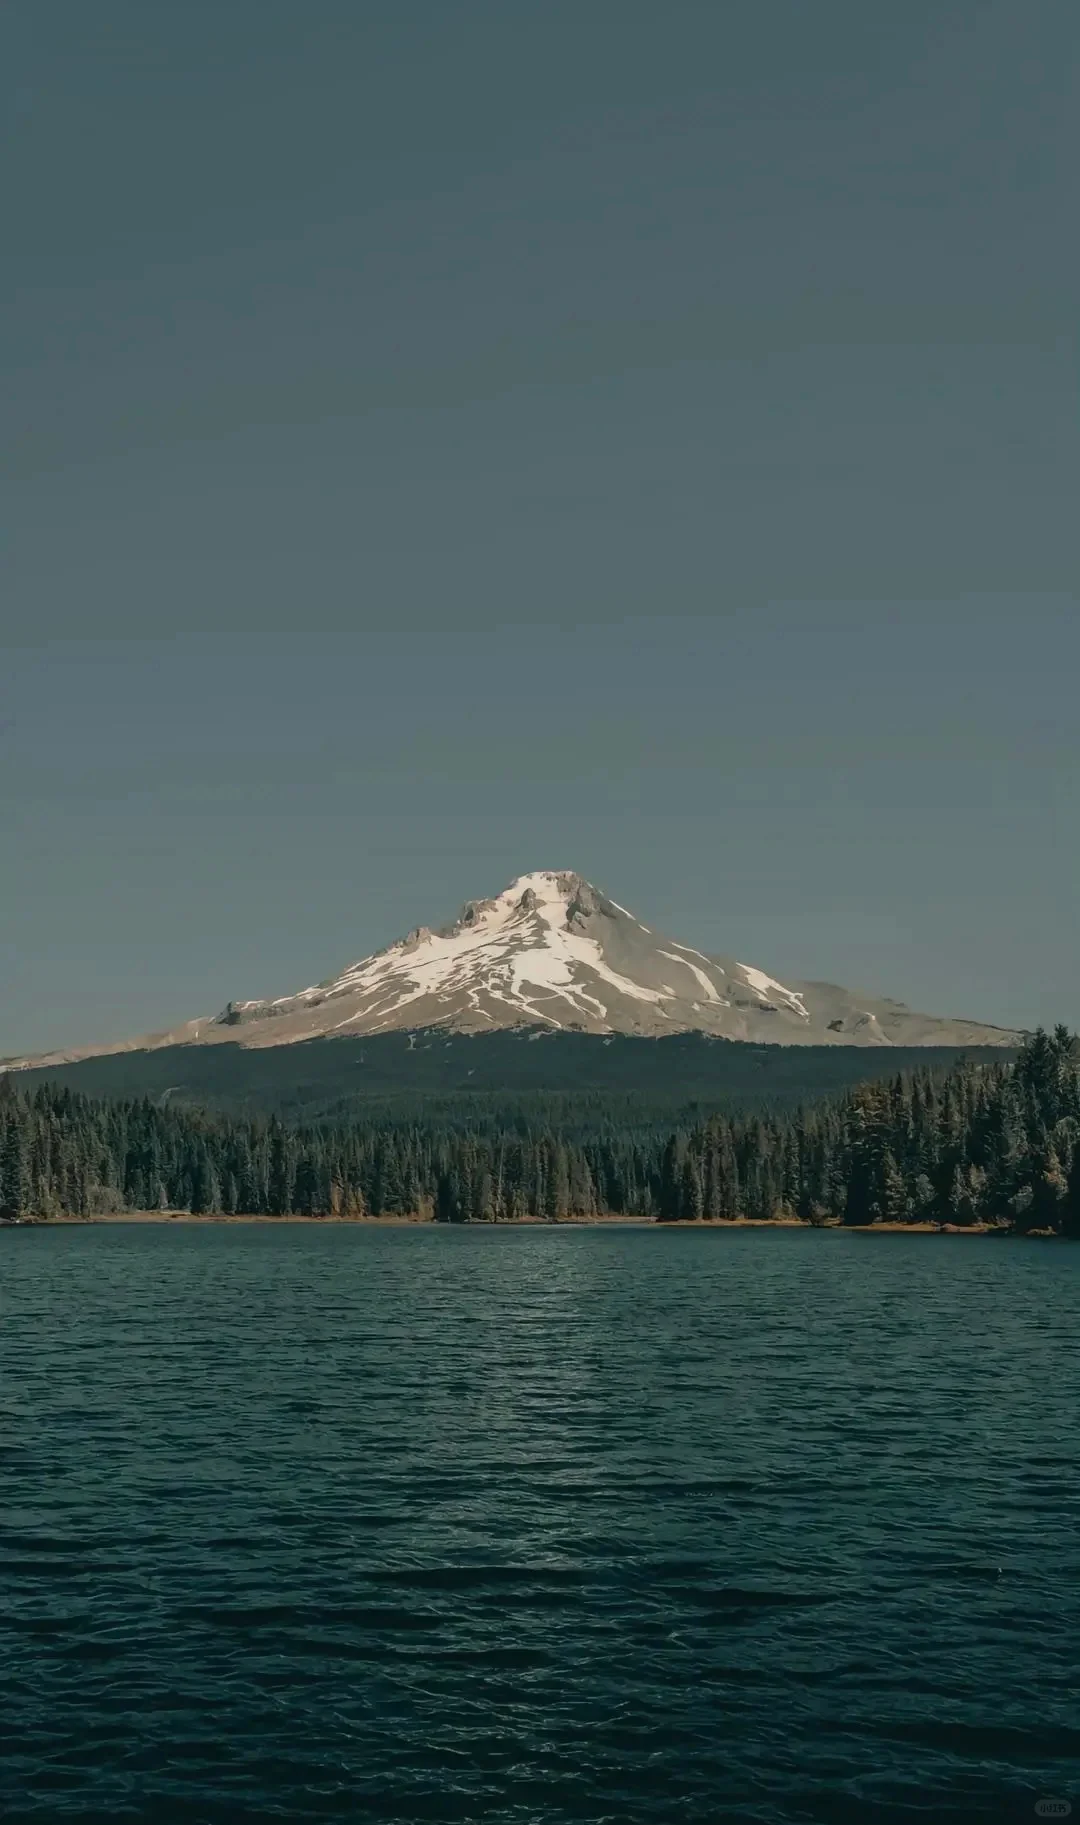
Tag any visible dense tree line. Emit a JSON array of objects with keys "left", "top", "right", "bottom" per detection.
[
  {"left": 656, "top": 1026, "right": 1080, "bottom": 1232},
  {"left": 2, "top": 1030, "right": 1079, "bottom": 1233}
]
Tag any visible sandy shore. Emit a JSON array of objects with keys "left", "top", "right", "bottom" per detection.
[
  {"left": 844, "top": 1221, "right": 1001, "bottom": 1234},
  {"left": 20, "top": 1213, "right": 1023, "bottom": 1233},
  {"left": 34, "top": 1210, "right": 652, "bottom": 1228},
  {"left": 37, "top": 1210, "right": 432, "bottom": 1226}
]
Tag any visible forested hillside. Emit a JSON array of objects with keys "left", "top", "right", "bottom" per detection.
[
  {"left": 10, "top": 1029, "right": 1017, "bottom": 1129},
  {"left": 2, "top": 1031, "right": 1078, "bottom": 1232}
]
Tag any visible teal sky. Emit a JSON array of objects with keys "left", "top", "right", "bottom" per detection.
[{"left": 2, "top": 2, "right": 1077, "bottom": 1055}]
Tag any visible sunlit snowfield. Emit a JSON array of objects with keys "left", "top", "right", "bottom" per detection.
[{"left": 2, "top": 1225, "right": 1078, "bottom": 1823}]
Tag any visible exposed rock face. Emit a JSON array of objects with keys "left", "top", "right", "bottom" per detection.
[{"left": 12, "top": 869, "right": 1023, "bottom": 1066}]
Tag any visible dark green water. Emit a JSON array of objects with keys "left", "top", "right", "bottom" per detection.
[{"left": 2, "top": 1226, "right": 1077, "bottom": 1824}]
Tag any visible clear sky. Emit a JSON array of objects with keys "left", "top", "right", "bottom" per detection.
[{"left": 2, "top": 1, "right": 1077, "bottom": 1056}]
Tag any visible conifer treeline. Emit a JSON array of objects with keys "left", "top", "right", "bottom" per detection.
[{"left": 2, "top": 1030, "right": 1079, "bottom": 1232}]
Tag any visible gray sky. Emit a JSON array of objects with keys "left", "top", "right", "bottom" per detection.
[{"left": 2, "top": 1, "right": 1077, "bottom": 1055}]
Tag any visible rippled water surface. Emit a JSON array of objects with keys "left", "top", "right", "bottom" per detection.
[{"left": 2, "top": 1225, "right": 1078, "bottom": 1824}]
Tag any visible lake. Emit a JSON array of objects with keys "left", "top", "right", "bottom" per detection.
[{"left": 2, "top": 1224, "right": 1077, "bottom": 1823}]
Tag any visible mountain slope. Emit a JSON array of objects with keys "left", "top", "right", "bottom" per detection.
[
  {"left": 13, "top": 870, "right": 1024, "bottom": 1067},
  {"left": 7, "top": 1031, "right": 1021, "bottom": 1129}
]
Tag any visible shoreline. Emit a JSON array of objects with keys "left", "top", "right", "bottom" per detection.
[{"left": 7, "top": 1213, "right": 1061, "bottom": 1237}]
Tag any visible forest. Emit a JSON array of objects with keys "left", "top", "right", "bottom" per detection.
[
  {"left": 1, "top": 1029, "right": 1078, "bottom": 1233},
  {"left": 9, "top": 1028, "right": 1014, "bottom": 1127}
]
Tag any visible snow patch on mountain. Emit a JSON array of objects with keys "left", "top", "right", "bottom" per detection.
[
  {"left": 7, "top": 868, "right": 1027, "bottom": 1067},
  {"left": 658, "top": 950, "right": 725, "bottom": 1004},
  {"left": 736, "top": 962, "right": 811, "bottom": 1019}
]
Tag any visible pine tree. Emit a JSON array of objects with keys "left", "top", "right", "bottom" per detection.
[
  {"left": 268, "top": 1122, "right": 295, "bottom": 1215},
  {"left": 843, "top": 1088, "right": 884, "bottom": 1225},
  {"left": 1030, "top": 1145, "right": 1069, "bottom": 1231},
  {"left": 546, "top": 1141, "right": 570, "bottom": 1221},
  {"left": 878, "top": 1149, "right": 908, "bottom": 1224},
  {"left": 680, "top": 1150, "right": 705, "bottom": 1221},
  {"left": 946, "top": 1161, "right": 980, "bottom": 1226},
  {"left": 658, "top": 1133, "right": 687, "bottom": 1221},
  {"left": 190, "top": 1143, "right": 221, "bottom": 1216},
  {"left": 1063, "top": 1147, "right": 1080, "bottom": 1240},
  {"left": 1, "top": 1115, "right": 30, "bottom": 1216}
]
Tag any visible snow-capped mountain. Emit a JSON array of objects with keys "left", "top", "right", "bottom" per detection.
[{"left": 17, "top": 871, "right": 1023, "bottom": 1064}]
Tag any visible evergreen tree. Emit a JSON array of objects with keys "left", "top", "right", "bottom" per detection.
[
  {"left": 1029, "top": 1144, "right": 1069, "bottom": 1231},
  {"left": 878, "top": 1149, "right": 908, "bottom": 1224},
  {"left": 546, "top": 1141, "right": 570, "bottom": 1221},
  {"left": 658, "top": 1133, "right": 686, "bottom": 1221},
  {"left": 268, "top": 1122, "right": 295, "bottom": 1215},
  {"left": 1, "top": 1118, "right": 30, "bottom": 1215},
  {"left": 1064, "top": 1147, "right": 1080, "bottom": 1240},
  {"left": 680, "top": 1149, "right": 705, "bottom": 1221}
]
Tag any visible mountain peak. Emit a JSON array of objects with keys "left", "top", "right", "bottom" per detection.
[
  {"left": 178, "top": 871, "right": 1019, "bottom": 1051},
  {"left": 503, "top": 869, "right": 585, "bottom": 899},
  {"left": 448, "top": 871, "right": 609, "bottom": 939},
  {"left": 9, "top": 871, "right": 1027, "bottom": 1068}
]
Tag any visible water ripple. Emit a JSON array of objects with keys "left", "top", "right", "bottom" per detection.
[{"left": 1, "top": 1224, "right": 1078, "bottom": 1823}]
